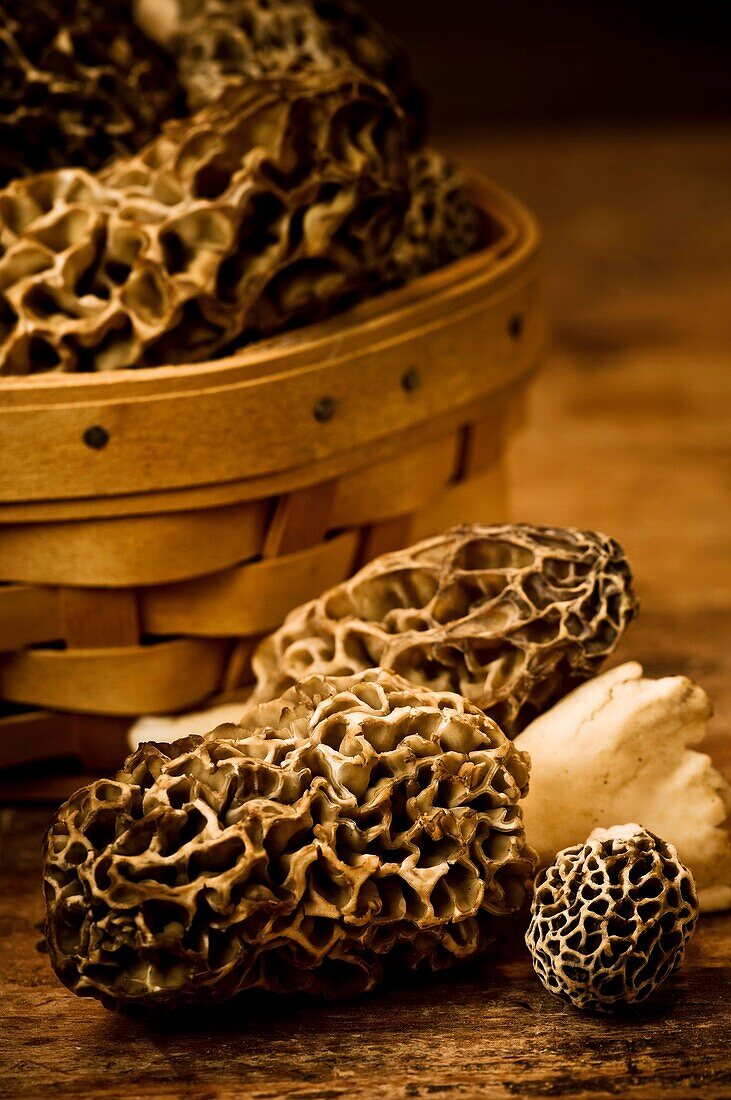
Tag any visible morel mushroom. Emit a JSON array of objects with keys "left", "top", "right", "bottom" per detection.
[
  {"left": 382, "top": 151, "right": 482, "bottom": 287},
  {"left": 0, "top": 0, "right": 182, "bottom": 186},
  {"left": 0, "top": 68, "right": 408, "bottom": 373},
  {"left": 253, "top": 524, "right": 638, "bottom": 737},
  {"left": 134, "top": 0, "right": 423, "bottom": 142},
  {"left": 44, "top": 668, "right": 535, "bottom": 1009},
  {"left": 526, "top": 825, "right": 699, "bottom": 1012}
]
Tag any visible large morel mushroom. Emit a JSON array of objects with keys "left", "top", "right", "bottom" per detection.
[
  {"left": 44, "top": 669, "right": 535, "bottom": 1009},
  {"left": 253, "top": 524, "right": 638, "bottom": 736},
  {"left": 0, "top": 67, "right": 408, "bottom": 374},
  {"left": 134, "top": 0, "right": 423, "bottom": 140}
]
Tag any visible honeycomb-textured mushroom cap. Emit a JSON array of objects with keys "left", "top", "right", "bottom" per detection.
[
  {"left": 253, "top": 524, "right": 638, "bottom": 737},
  {"left": 0, "top": 0, "right": 182, "bottom": 186},
  {"left": 0, "top": 68, "right": 408, "bottom": 373},
  {"left": 525, "top": 824, "right": 699, "bottom": 1012},
  {"left": 382, "top": 150, "right": 482, "bottom": 287},
  {"left": 44, "top": 669, "right": 535, "bottom": 1009},
  {"left": 134, "top": 0, "right": 423, "bottom": 142}
]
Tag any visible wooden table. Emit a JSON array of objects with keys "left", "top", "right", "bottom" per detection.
[{"left": 1, "top": 125, "right": 730, "bottom": 1099}]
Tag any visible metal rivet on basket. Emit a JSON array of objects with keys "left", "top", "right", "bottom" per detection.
[
  {"left": 313, "top": 396, "right": 336, "bottom": 422},
  {"left": 401, "top": 367, "right": 421, "bottom": 393},
  {"left": 83, "top": 425, "right": 110, "bottom": 450},
  {"left": 508, "top": 313, "right": 524, "bottom": 340}
]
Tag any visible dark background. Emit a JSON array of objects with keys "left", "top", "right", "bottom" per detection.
[{"left": 366, "top": 0, "right": 731, "bottom": 133}]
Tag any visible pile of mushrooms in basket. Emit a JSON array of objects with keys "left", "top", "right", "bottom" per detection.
[{"left": 45, "top": 523, "right": 731, "bottom": 1013}]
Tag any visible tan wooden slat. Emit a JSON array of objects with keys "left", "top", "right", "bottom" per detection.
[
  {"left": 218, "top": 637, "right": 260, "bottom": 694},
  {"left": 455, "top": 384, "right": 528, "bottom": 480},
  {"left": 0, "top": 639, "right": 229, "bottom": 715},
  {"left": 348, "top": 438, "right": 511, "bottom": 567},
  {"left": 262, "top": 481, "right": 337, "bottom": 558},
  {"left": 0, "top": 711, "right": 76, "bottom": 769},
  {"left": 0, "top": 391, "right": 515, "bottom": 525},
  {"left": 0, "top": 584, "right": 60, "bottom": 651},
  {"left": 0, "top": 500, "right": 269, "bottom": 586},
  {"left": 331, "top": 432, "right": 460, "bottom": 528},
  {"left": 360, "top": 516, "right": 416, "bottom": 566},
  {"left": 458, "top": 406, "right": 505, "bottom": 479},
  {"left": 0, "top": 710, "right": 129, "bottom": 770},
  {"left": 409, "top": 462, "right": 509, "bottom": 543},
  {"left": 142, "top": 531, "right": 358, "bottom": 637},
  {"left": 59, "top": 588, "right": 140, "bottom": 648},
  {"left": 465, "top": 387, "right": 528, "bottom": 473}
]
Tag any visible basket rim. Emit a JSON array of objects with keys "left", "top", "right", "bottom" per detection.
[
  {"left": 0, "top": 173, "right": 539, "bottom": 404},
  {"left": 0, "top": 171, "right": 544, "bottom": 509}
]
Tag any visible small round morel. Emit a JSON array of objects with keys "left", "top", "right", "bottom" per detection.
[{"left": 525, "top": 824, "right": 699, "bottom": 1012}]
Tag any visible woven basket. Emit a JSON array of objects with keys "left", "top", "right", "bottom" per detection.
[{"left": 0, "top": 174, "right": 544, "bottom": 778}]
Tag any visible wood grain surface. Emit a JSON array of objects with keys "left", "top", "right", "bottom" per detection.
[{"left": 1, "top": 125, "right": 730, "bottom": 1099}]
